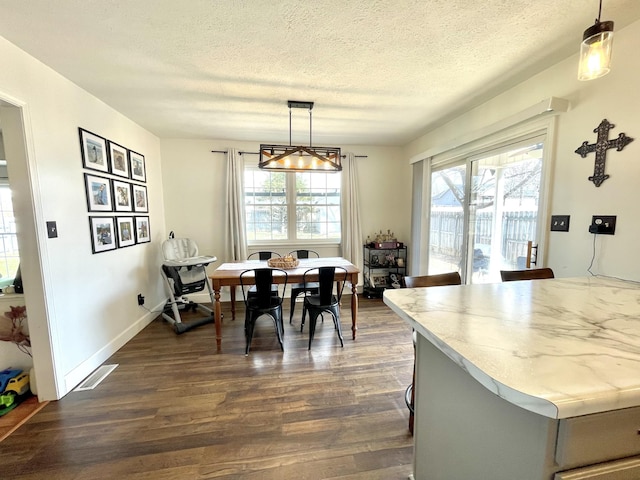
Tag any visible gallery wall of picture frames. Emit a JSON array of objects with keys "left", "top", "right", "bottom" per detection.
[{"left": 79, "top": 127, "right": 151, "bottom": 254}]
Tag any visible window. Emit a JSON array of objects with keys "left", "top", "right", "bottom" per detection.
[
  {"left": 0, "top": 184, "right": 19, "bottom": 288},
  {"left": 244, "top": 168, "right": 341, "bottom": 243}
]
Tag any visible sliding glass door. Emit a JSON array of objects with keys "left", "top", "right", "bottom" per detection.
[
  {"left": 428, "top": 162, "right": 467, "bottom": 276},
  {"left": 428, "top": 136, "right": 545, "bottom": 283}
]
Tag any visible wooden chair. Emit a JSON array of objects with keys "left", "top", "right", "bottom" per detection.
[
  {"left": 403, "top": 271, "right": 462, "bottom": 288},
  {"left": 288, "top": 250, "right": 320, "bottom": 325},
  {"left": 239, "top": 268, "right": 288, "bottom": 355},
  {"left": 402, "top": 271, "right": 462, "bottom": 436},
  {"left": 500, "top": 268, "right": 554, "bottom": 282},
  {"left": 300, "top": 266, "right": 347, "bottom": 350}
]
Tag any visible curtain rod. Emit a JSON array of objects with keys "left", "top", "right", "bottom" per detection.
[{"left": 211, "top": 150, "right": 367, "bottom": 158}]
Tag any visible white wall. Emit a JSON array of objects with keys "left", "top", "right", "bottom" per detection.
[
  {"left": 160, "top": 139, "right": 411, "bottom": 285},
  {"left": 0, "top": 36, "right": 168, "bottom": 400},
  {"left": 405, "top": 19, "right": 640, "bottom": 282}
]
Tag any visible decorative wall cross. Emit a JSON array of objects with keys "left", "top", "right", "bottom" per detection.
[{"left": 575, "top": 119, "right": 634, "bottom": 187}]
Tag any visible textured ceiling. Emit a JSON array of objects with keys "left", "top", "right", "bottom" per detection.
[{"left": 1, "top": 0, "right": 640, "bottom": 146}]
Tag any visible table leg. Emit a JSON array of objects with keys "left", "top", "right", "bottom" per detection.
[
  {"left": 350, "top": 278, "right": 358, "bottom": 340},
  {"left": 214, "top": 288, "right": 222, "bottom": 352},
  {"left": 230, "top": 286, "right": 236, "bottom": 321}
]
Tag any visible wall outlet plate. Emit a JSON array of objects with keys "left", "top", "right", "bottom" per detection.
[{"left": 589, "top": 215, "right": 616, "bottom": 235}]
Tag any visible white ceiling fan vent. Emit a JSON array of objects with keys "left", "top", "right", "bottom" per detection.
[{"left": 74, "top": 364, "right": 118, "bottom": 391}]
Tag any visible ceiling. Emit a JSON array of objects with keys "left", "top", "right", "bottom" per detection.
[{"left": 1, "top": 1, "right": 640, "bottom": 147}]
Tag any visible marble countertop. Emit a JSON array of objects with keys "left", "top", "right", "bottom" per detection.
[{"left": 383, "top": 276, "right": 640, "bottom": 419}]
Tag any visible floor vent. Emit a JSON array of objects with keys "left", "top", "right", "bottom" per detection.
[{"left": 74, "top": 364, "right": 118, "bottom": 391}]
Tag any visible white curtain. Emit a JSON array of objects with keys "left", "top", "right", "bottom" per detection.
[
  {"left": 341, "top": 152, "right": 363, "bottom": 286},
  {"left": 224, "top": 148, "right": 248, "bottom": 261}
]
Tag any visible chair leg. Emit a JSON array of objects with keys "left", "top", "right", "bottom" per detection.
[
  {"left": 332, "top": 308, "right": 344, "bottom": 347},
  {"left": 308, "top": 311, "right": 321, "bottom": 350},
  {"left": 274, "top": 316, "right": 284, "bottom": 351},
  {"left": 333, "top": 315, "right": 344, "bottom": 348},
  {"left": 245, "top": 314, "right": 256, "bottom": 355},
  {"left": 301, "top": 304, "right": 307, "bottom": 332},
  {"left": 289, "top": 292, "right": 299, "bottom": 324}
]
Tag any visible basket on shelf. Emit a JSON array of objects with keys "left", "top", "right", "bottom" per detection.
[{"left": 267, "top": 257, "right": 299, "bottom": 269}]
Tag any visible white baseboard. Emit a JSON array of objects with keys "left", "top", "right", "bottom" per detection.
[{"left": 62, "top": 303, "right": 160, "bottom": 396}]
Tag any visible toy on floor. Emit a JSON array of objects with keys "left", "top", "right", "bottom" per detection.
[{"left": 0, "top": 368, "right": 30, "bottom": 416}]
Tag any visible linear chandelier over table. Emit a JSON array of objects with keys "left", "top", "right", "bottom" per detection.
[{"left": 259, "top": 101, "right": 342, "bottom": 172}]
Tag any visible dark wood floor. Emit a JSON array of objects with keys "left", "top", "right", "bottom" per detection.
[{"left": 0, "top": 296, "right": 414, "bottom": 479}]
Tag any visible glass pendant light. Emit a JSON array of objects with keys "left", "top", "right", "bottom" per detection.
[{"left": 578, "top": 0, "right": 614, "bottom": 81}]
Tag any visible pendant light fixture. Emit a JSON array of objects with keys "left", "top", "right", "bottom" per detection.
[
  {"left": 578, "top": 0, "right": 614, "bottom": 81},
  {"left": 259, "top": 101, "right": 342, "bottom": 172}
]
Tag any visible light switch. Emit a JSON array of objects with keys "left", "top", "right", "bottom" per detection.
[
  {"left": 550, "top": 215, "right": 570, "bottom": 232},
  {"left": 46, "top": 221, "right": 58, "bottom": 238}
]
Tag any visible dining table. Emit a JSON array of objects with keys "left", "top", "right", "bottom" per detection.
[{"left": 209, "top": 256, "right": 360, "bottom": 352}]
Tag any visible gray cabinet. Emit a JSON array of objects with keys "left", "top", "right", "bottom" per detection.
[
  {"left": 554, "top": 456, "right": 640, "bottom": 479},
  {"left": 412, "top": 335, "right": 640, "bottom": 480}
]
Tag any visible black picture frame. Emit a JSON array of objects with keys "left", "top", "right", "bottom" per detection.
[
  {"left": 116, "top": 216, "right": 135, "bottom": 248},
  {"left": 112, "top": 180, "right": 133, "bottom": 212},
  {"left": 132, "top": 184, "right": 148, "bottom": 213},
  {"left": 89, "top": 216, "right": 117, "bottom": 253},
  {"left": 84, "top": 173, "right": 113, "bottom": 212},
  {"left": 129, "top": 150, "right": 146, "bottom": 182},
  {"left": 108, "top": 141, "right": 129, "bottom": 178},
  {"left": 135, "top": 216, "right": 150, "bottom": 243},
  {"left": 79, "top": 128, "right": 109, "bottom": 173}
]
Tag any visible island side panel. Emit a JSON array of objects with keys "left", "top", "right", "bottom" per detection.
[{"left": 413, "top": 335, "right": 559, "bottom": 480}]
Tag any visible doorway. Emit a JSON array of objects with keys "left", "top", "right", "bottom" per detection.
[
  {"left": 0, "top": 99, "right": 53, "bottom": 400},
  {"left": 427, "top": 135, "right": 545, "bottom": 283}
]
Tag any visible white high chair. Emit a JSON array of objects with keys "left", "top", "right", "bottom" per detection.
[{"left": 160, "top": 233, "right": 217, "bottom": 334}]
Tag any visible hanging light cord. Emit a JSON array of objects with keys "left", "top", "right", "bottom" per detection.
[
  {"left": 596, "top": 0, "right": 602, "bottom": 22},
  {"left": 289, "top": 106, "right": 292, "bottom": 146},
  {"left": 289, "top": 104, "right": 314, "bottom": 147},
  {"left": 309, "top": 107, "right": 313, "bottom": 147}
]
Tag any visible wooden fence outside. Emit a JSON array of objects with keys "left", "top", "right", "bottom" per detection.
[{"left": 430, "top": 210, "right": 537, "bottom": 266}]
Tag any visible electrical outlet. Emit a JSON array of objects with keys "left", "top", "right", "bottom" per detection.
[
  {"left": 588, "top": 215, "right": 616, "bottom": 235},
  {"left": 137, "top": 294, "right": 145, "bottom": 306}
]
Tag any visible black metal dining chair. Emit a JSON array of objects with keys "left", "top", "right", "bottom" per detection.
[
  {"left": 300, "top": 266, "right": 347, "bottom": 350},
  {"left": 247, "top": 251, "right": 281, "bottom": 261},
  {"left": 247, "top": 251, "right": 281, "bottom": 297},
  {"left": 239, "top": 267, "right": 288, "bottom": 355},
  {"left": 287, "top": 249, "right": 320, "bottom": 325}
]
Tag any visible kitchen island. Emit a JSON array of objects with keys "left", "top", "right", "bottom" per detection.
[{"left": 384, "top": 276, "right": 640, "bottom": 480}]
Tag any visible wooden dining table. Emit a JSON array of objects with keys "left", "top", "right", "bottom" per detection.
[{"left": 209, "top": 257, "right": 360, "bottom": 352}]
